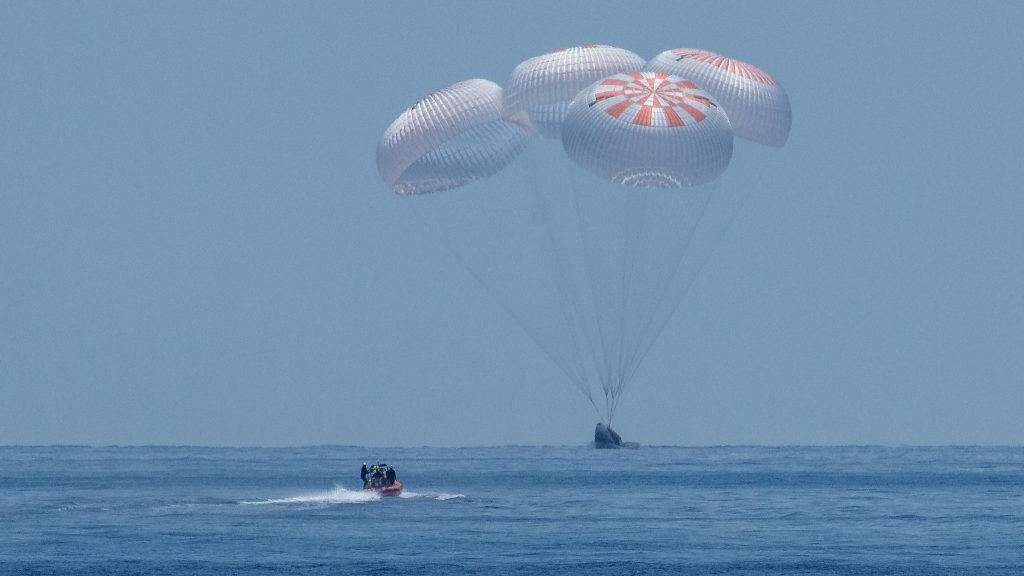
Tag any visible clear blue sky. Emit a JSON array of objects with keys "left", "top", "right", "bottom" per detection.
[{"left": 2, "top": 2, "right": 1022, "bottom": 446}]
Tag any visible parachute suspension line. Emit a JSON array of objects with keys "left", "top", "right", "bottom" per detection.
[
  {"left": 606, "top": 387, "right": 613, "bottom": 426},
  {"left": 617, "top": 183, "right": 716, "bottom": 388},
  {"left": 570, "top": 175, "right": 617, "bottom": 422},
  {"left": 409, "top": 199, "right": 592, "bottom": 399},
  {"left": 609, "top": 185, "right": 647, "bottom": 422},
  {"left": 575, "top": 375, "right": 601, "bottom": 422},
  {"left": 614, "top": 186, "right": 638, "bottom": 397},
  {"left": 523, "top": 153, "right": 601, "bottom": 413},
  {"left": 554, "top": 160, "right": 609, "bottom": 402},
  {"left": 622, "top": 150, "right": 782, "bottom": 387}
]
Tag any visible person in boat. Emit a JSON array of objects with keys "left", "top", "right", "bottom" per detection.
[
  {"left": 385, "top": 465, "right": 397, "bottom": 487},
  {"left": 360, "top": 462, "right": 369, "bottom": 488},
  {"left": 370, "top": 463, "right": 384, "bottom": 488}
]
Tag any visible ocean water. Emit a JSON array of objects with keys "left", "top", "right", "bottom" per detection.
[{"left": 1, "top": 445, "right": 1022, "bottom": 575}]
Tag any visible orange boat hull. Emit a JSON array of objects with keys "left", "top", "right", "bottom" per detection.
[{"left": 366, "top": 480, "right": 402, "bottom": 497}]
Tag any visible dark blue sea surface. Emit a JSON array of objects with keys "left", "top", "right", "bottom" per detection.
[{"left": 1, "top": 445, "right": 1022, "bottom": 575}]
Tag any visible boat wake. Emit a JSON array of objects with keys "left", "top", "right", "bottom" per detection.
[
  {"left": 238, "top": 486, "right": 465, "bottom": 506},
  {"left": 398, "top": 491, "right": 465, "bottom": 501},
  {"left": 239, "top": 486, "right": 378, "bottom": 506}
]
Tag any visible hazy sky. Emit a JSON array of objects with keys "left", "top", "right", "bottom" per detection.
[{"left": 2, "top": 2, "right": 1022, "bottom": 446}]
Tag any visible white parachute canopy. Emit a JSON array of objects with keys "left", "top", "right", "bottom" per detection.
[
  {"left": 503, "top": 45, "right": 646, "bottom": 139},
  {"left": 376, "top": 79, "right": 533, "bottom": 195},
  {"left": 644, "top": 48, "right": 791, "bottom": 147}
]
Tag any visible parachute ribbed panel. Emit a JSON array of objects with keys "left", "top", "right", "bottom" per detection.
[
  {"left": 503, "top": 45, "right": 646, "bottom": 139},
  {"left": 562, "top": 73, "right": 733, "bottom": 188},
  {"left": 377, "top": 79, "right": 532, "bottom": 194},
  {"left": 645, "top": 48, "right": 791, "bottom": 147}
]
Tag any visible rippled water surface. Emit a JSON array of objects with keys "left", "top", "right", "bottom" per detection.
[{"left": 2, "top": 445, "right": 1022, "bottom": 574}]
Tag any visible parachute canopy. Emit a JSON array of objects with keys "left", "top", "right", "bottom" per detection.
[
  {"left": 376, "top": 79, "right": 533, "bottom": 195},
  {"left": 503, "top": 45, "right": 646, "bottom": 139},
  {"left": 644, "top": 48, "right": 791, "bottom": 147},
  {"left": 561, "top": 72, "right": 733, "bottom": 188}
]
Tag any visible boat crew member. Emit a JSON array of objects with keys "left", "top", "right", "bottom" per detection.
[
  {"left": 360, "top": 462, "right": 369, "bottom": 488},
  {"left": 385, "top": 465, "right": 397, "bottom": 487}
]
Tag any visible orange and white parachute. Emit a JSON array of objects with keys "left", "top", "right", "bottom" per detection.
[
  {"left": 561, "top": 72, "right": 733, "bottom": 188},
  {"left": 644, "top": 48, "right": 791, "bottom": 147}
]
